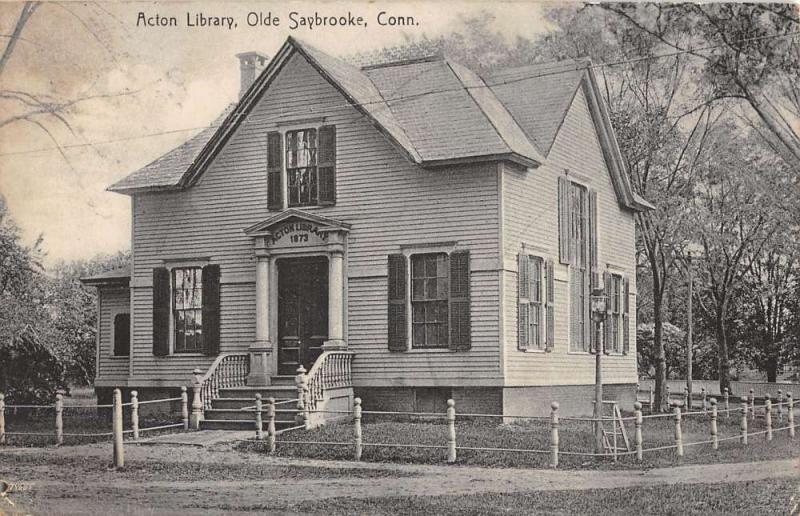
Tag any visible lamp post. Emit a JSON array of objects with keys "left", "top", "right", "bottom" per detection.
[{"left": 591, "top": 287, "right": 608, "bottom": 454}]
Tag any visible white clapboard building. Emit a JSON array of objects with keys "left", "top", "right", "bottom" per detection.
[{"left": 83, "top": 36, "right": 653, "bottom": 427}]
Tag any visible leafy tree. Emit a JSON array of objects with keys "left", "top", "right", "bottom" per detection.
[
  {"left": 600, "top": 3, "right": 800, "bottom": 173},
  {"left": 690, "top": 124, "right": 793, "bottom": 391}
]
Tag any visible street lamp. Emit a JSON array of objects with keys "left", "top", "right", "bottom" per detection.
[{"left": 591, "top": 287, "right": 608, "bottom": 454}]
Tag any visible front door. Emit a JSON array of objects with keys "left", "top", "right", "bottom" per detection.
[{"left": 277, "top": 256, "right": 328, "bottom": 375}]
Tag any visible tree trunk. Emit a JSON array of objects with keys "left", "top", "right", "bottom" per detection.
[
  {"left": 715, "top": 315, "right": 731, "bottom": 393},
  {"left": 653, "top": 295, "right": 668, "bottom": 413}
]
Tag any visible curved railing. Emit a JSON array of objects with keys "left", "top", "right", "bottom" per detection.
[
  {"left": 304, "top": 351, "right": 354, "bottom": 412},
  {"left": 199, "top": 353, "right": 249, "bottom": 410}
]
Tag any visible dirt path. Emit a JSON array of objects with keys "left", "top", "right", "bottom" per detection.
[{"left": 2, "top": 442, "right": 798, "bottom": 515}]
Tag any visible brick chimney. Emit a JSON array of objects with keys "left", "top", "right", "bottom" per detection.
[{"left": 236, "top": 51, "right": 269, "bottom": 100}]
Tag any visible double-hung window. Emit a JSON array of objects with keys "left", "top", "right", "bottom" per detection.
[
  {"left": 267, "top": 125, "right": 336, "bottom": 209},
  {"left": 558, "top": 176, "right": 597, "bottom": 353},
  {"left": 172, "top": 267, "right": 203, "bottom": 353},
  {"left": 518, "top": 254, "right": 554, "bottom": 351},
  {"left": 411, "top": 253, "right": 450, "bottom": 349},
  {"left": 387, "top": 249, "right": 471, "bottom": 352},
  {"left": 603, "top": 271, "right": 629, "bottom": 354},
  {"left": 286, "top": 129, "right": 318, "bottom": 207}
]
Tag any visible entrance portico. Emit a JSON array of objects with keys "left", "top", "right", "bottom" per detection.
[{"left": 243, "top": 209, "right": 350, "bottom": 386}]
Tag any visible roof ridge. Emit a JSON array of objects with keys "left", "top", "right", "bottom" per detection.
[{"left": 361, "top": 53, "right": 444, "bottom": 71}]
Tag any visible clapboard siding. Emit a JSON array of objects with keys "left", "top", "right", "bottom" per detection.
[
  {"left": 96, "top": 287, "right": 130, "bottom": 380},
  {"left": 501, "top": 86, "right": 637, "bottom": 386},
  {"left": 128, "top": 51, "right": 502, "bottom": 384}
]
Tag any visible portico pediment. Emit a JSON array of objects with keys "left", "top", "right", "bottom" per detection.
[{"left": 244, "top": 209, "right": 350, "bottom": 250}]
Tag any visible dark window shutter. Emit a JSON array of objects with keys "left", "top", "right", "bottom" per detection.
[
  {"left": 267, "top": 131, "right": 283, "bottom": 210},
  {"left": 152, "top": 267, "right": 170, "bottom": 357},
  {"left": 517, "top": 253, "right": 530, "bottom": 350},
  {"left": 449, "top": 250, "right": 471, "bottom": 351},
  {"left": 623, "top": 276, "right": 630, "bottom": 355},
  {"left": 603, "top": 271, "right": 613, "bottom": 354},
  {"left": 387, "top": 254, "right": 407, "bottom": 351},
  {"left": 545, "top": 258, "right": 555, "bottom": 352},
  {"left": 113, "top": 313, "right": 130, "bottom": 357},
  {"left": 202, "top": 265, "right": 221, "bottom": 356},
  {"left": 589, "top": 189, "right": 598, "bottom": 284},
  {"left": 558, "top": 176, "right": 572, "bottom": 265},
  {"left": 318, "top": 125, "right": 336, "bottom": 206}
]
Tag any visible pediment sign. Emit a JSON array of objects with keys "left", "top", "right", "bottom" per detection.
[{"left": 244, "top": 209, "right": 350, "bottom": 250}]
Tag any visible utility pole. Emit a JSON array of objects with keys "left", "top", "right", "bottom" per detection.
[{"left": 686, "top": 252, "right": 693, "bottom": 410}]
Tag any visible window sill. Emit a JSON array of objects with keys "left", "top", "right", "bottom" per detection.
[
  {"left": 521, "top": 349, "right": 547, "bottom": 354},
  {"left": 170, "top": 353, "right": 207, "bottom": 357},
  {"left": 109, "top": 355, "right": 130, "bottom": 359},
  {"left": 567, "top": 350, "right": 593, "bottom": 355},
  {"left": 407, "top": 348, "right": 455, "bottom": 353}
]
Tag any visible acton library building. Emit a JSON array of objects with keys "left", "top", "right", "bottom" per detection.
[{"left": 83, "top": 36, "right": 653, "bottom": 425}]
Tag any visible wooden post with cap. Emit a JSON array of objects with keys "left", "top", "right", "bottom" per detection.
[
  {"left": 130, "top": 390, "right": 139, "bottom": 441},
  {"left": 190, "top": 368, "right": 204, "bottom": 430},
  {"left": 112, "top": 388, "right": 124, "bottom": 468},
  {"left": 788, "top": 392, "right": 795, "bottom": 439},
  {"left": 0, "top": 392, "right": 5, "bottom": 445},
  {"left": 55, "top": 392, "right": 63, "bottom": 446},
  {"left": 710, "top": 398, "right": 718, "bottom": 450},
  {"left": 550, "top": 401, "right": 560, "bottom": 468},
  {"left": 447, "top": 399, "right": 457, "bottom": 464},
  {"left": 634, "top": 401, "right": 643, "bottom": 461}
]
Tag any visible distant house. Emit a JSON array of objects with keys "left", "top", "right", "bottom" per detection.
[{"left": 82, "top": 36, "right": 653, "bottom": 426}]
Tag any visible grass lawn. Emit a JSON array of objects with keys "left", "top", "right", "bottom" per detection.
[
  {"left": 237, "top": 411, "right": 800, "bottom": 469},
  {"left": 299, "top": 478, "right": 797, "bottom": 516}
]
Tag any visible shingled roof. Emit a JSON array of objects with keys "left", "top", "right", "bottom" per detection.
[{"left": 107, "top": 37, "right": 652, "bottom": 211}]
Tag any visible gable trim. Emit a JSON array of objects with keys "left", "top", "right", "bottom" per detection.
[
  {"left": 577, "top": 68, "right": 655, "bottom": 212},
  {"left": 243, "top": 208, "right": 351, "bottom": 236}
]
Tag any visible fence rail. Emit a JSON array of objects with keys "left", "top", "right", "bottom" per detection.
[
  {"left": 0, "top": 387, "right": 191, "bottom": 456},
  {"left": 240, "top": 391, "right": 795, "bottom": 468}
]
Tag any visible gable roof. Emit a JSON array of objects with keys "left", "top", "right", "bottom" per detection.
[
  {"left": 107, "top": 37, "right": 652, "bottom": 211},
  {"left": 485, "top": 60, "right": 586, "bottom": 156}
]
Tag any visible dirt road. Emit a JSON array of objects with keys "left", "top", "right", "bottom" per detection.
[{"left": 1, "top": 442, "right": 797, "bottom": 515}]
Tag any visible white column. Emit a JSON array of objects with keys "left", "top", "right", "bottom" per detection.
[
  {"left": 324, "top": 250, "right": 346, "bottom": 350},
  {"left": 248, "top": 240, "right": 273, "bottom": 386}
]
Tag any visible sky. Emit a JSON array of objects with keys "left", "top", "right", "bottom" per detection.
[{"left": 0, "top": 1, "right": 558, "bottom": 266}]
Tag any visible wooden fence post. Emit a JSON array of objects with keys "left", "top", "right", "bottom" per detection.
[
  {"left": 254, "top": 394, "right": 264, "bottom": 440},
  {"left": 267, "top": 397, "right": 276, "bottom": 454},
  {"left": 666, "top": 385, "right": 670, "bottom": 406},
  {"left": 674, "top": 405, "right": 683, "bottom": 459},
  {"left": 190, "top": 368, "right": 204, "bottom": 430},
  {"left": 710, "top": 398, "right": 718, "bottom": 450},
  {"left": 550, "top": 401, "right": 560, "bottom": 468},
  {"left": 180, "top": 386, "right": 189, "bottom": 430},
  {"left": 740, "top": 396, "right": 748, "bottom": 445},
  {"left": 112, "top": 388, "right": 124, "bottom": 469},
  {"left": 649, "top": 389, "right": 654, "bottom": 414},
  {"left": 749, "top": 389, "right": 755, "bottom": 420},
  {"left": 778, "top": 390, "right": 784, "bottom": 424},
  {"left": 765, "top": 398, "right": 773, "bottom": 442},
  {"left": 295, "top": 365, "right": 307, "bottom": 428},
  {"left": 724, "top": 388, "right": 730, "bottom": 420},
  {"left": 130, "top": 390, "right": 139, "bottom": 441},
  {"left": 684, "top": 387, "right": 690, "bottom": 411},
  {"left": 55, "top": 392, "right": 63, "bottom": 446},
  {"left": 353, "top": 397, "right": 362, "bottom": 461},
  {"left": 788, "top": 392, "right": 795, "bottom": 439},
  {"left": 447, "top": 399, "right": 457, "bottom": 464},
  {"left": 702, "top": 387, "right": 707, "bottom": 413},
  {"left": 0, "top": 392, "right": 5, "bottom": 445},
  {"left": 634, "top": 401, "right": 643, "bottom": 462}
]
